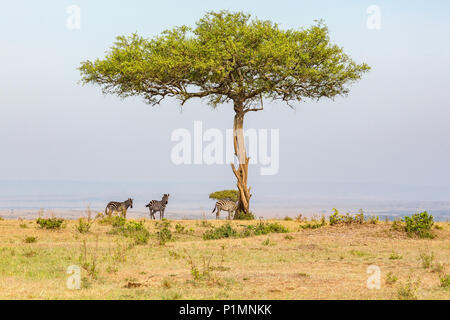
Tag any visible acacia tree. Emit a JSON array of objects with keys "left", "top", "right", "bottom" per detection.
[{"left": 79, "top": 11, "right": 370, "bottom": 214}]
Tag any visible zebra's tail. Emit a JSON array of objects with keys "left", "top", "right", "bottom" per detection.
[{"left": 212, "top": 204, "right": 217, "bottom": 213}]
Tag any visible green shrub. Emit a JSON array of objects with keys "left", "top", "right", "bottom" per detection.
[
  {"left": 295, "top": 214, "right": 307, "bottom": 223},
  {"left": 397, "top": 277, "right": 419, "bottom": 300},
  {"left": 385, "top": 272, "right": 398, "bottom": 285},
  {"left": 156, "top": 221, "right": 173, "bottom": 245},
  {"left": 24, "top": 236, "right": 38, "bottom": 243},
  {"left": 203, "top": 221, "right": 289, "bottom": 240},
  {"left": 300, "top": 216, "right": 327, "bottom": 230},
  {"left": 110, "top": 220, "right": 150, "bottom": 245},
  {"left": 199, "top": 220, "right": 213, "bottom": 228},
  {"left": 350, "top": 250, "right": 367, "bottom": 257},
  {"left": 247, "top": 222, "right": 289, "bottom": 236},
  {"left": 233, "top": 210, "right": 255, "bottom": 220},
  {"left": 366, "top": 215, "right": 379, "bottom": 224},
  {"left": 329, "top": 208, "right": 345, "bottom": 225},
  {"left": 343, "top": 213, "right": 356, "bottom": 225},
  {"left": 329, "top": 208, "right": 378, "bottom": 226},
  {"left": 419, "top": 252, "right": 434, "bottom": 269},
  {"left": 134, "top": 229, "right": 151, "bottom": 245},
  {"left": 262, "top": 238, "right": 273, "bottom": 246},
  {"left": 402, "top": 212, "right": 434, "bottom": 238},
  {"left": 355, "top": 210, "right": 365, "bottom": 224},
  {"left": 203, "top": 223, "right": 238, "bottom": 240},
  {"left": 75, "top": 218, "right": 92, "bottom": 234},
  {"left": 389, "top": 252, "right": 402, "bottom": 260},
  {"left": 439, "top": 274, "right": 450, "bottom": 289},
  {"left": 97, "top": 215, "right": 126, "bottom": 227},
  {"left": 36, "top": 217, "right": 64, "bottom": 230},
  {"left": 111, "top": 216, "right": 127, "bottom": 228},
  {"left": 391, "top": 219, "right": 404, "bottom": 232},
  {"left": 175, "top": 223, "right": 185, "bottom": 233},
  {"left": 79, "top": 239, "right": 98, "bottom": 279}
]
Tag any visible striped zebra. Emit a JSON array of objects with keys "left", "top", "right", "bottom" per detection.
[
  {"left": 146, "top": 194, "right": 169, "bottom": 220},
  {"left": 105, "top": 198, "right": 133, "bottom": 218},
  {"left": 212, "top": 200, "right": 238, "bottom": 220}
]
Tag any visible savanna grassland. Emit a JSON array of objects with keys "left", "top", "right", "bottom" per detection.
[{"left": 0, "top": 213, "right": 449, "bottom": 300}]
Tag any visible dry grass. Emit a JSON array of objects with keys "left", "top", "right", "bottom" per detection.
[{"left": 0, "top": 217, "right": 449, "bottom": 300}]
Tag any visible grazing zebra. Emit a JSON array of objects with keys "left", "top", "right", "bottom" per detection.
[
  {"left": 146, "top": 194, "right": 170, "bottom": 220},
  {"left": 212, "top": 200, "right": 238, "bottom": 220},
  {"left": 105, "top": 198, "right": 133, "bottom": 218}
]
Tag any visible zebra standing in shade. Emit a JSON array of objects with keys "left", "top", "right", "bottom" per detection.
[
  {"left": 212, "top": 200, "right": 238, "bottom": 220},
  {"left": 105, "top": 198, "right": 133, "bottom": 218},
  {"left": 146, "top": 194, "right": 170, "bottom": 220}
]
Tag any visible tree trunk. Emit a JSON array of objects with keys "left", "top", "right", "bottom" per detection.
[{"left": 231, "top": 104, "right": 252, "bottom": 214}]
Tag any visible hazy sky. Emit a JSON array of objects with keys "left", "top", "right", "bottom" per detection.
[{"left": 1, "top": 1, "right": 450, "bottom": 203}]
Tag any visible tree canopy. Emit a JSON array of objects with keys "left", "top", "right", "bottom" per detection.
[
  {"left": 79, "top": 11, "right": 370, "bottom": 111},
  {"left": 209, "top": 190, "right": 240, "bottom": 202}
]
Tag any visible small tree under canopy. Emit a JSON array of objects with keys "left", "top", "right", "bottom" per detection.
[{"left": 79, "top": 11, "right": 370, "bottom": 214}]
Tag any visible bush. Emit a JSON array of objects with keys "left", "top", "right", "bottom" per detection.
[
  {"left": 79, "top": 239, "right": 99, "bottom": 279},
  {"left": 250, "top": 222, "right": 289, "bottom": 235},
  {"left": 126, "top": 221, "right": 151, "bottom": 245},
  {"left": 419, "top": 252, "right": 434, "bottom": 269},
  {"left": 156, "top": 221, "right": 173, "bottom": 245},
  {"left": 329, "top": 208, "right": 345, "bottom": 225},
  {"left": 203, "top": 223, "right": 238, "bottom": 240},
  {"left": 233, "top": 210, "right": 255, "bottom": 220},
  {"left": 110, "top": 220, "right": 150, "bottom": 245},
  {"left": 329, "top": 208, "right": 379, "bottom": 226},
  {"left": 402, "top": 211, "right": 434, "bottom": 238},
  {"left": 24, "top": 236, "right": 38, "bottom": 243},
  {"left": 175, "top": 223, "right": 185, "bottom": 233},
  {"left": 397, "top": 277, "right": 420, "bottom": 300},
  {"left": 75, "top": 218, "right": 92, "bottom": 234},
  {"left": 389, "top": 252, "right": 402, "bottom": 260},
  {"left": 203, "top": 221, "right": 289, "bottom": 240},
  {"left": 36, "top": 217, "right": 64, "bottom": 230},
  {"left": 366, "top": 215, "right": 379, "bottom": 224},
  {"left": 385, "top": 272, "right": 398, "bottom": 285},
  {"left": 391, "top": 219, "right": 404, "bottom": 232},
  {"left": 439, "top": 274, "right": 450, "bottom": 289},
  {"left": 299, "top": 216, "right": 327, "bottom": 230},
  {"left": 111, "top": 216, "right": 127, "bottom": 228}
]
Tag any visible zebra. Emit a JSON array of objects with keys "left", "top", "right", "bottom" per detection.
[
  {"left": 146, "top": 194, "right": 170, "bottom": 220},
  {"left": 105, "top": 198, "right": 133, "bottom": 218},
  {"left": 212, "top": 200, "right": 238, "bottom": 220}
]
